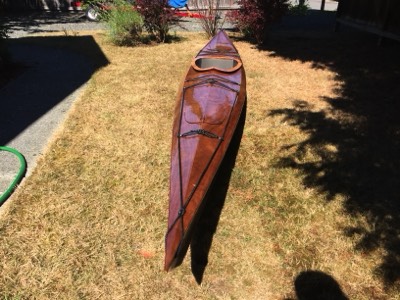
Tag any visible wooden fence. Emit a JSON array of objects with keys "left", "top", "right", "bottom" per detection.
[
  {"left": 336, "top": 0, "right": 400, "bottom": 42},
  {"left": 188, "top": 0, "right": 237, "bottom": 8}
]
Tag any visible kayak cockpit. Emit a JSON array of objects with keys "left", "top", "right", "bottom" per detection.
[{"left": 192, "top": 57, "right": 242, "bottom": 73}]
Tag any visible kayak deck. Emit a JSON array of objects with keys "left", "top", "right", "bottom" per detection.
[{"left": 165, "top": 31, "right": 246, "bottom": 271}]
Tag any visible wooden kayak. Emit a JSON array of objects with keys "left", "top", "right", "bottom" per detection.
[{"left": 165, "top": 30, "right": 246, "bottom": 271}]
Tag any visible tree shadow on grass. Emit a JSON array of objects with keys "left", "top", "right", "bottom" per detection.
[{"left": 264, "top": 13, "right": 400, "bottom": 290}]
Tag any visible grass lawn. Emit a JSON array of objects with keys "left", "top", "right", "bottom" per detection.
[{"left": 0, "top": 28, "right": 399, "bottom": 299}]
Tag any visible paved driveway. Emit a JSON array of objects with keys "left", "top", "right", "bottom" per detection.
[
  {"left": 3, "top": 11, "right": 105, "bottom": 38},
  {"left": 3, "top": 10, "right": 219, "bottom": 39},
  {"left": 1, "top": 13, "right": 110, "bottom": 197}
]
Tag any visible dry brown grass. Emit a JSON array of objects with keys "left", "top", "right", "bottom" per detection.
[{"left": 0, "top": 30, "right": 398, "bottom": 299}]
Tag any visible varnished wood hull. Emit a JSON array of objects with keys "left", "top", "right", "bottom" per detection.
[{"left": 165, "top": 31, "right": 246, "bottom": 271}]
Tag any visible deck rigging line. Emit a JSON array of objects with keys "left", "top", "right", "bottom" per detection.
[{"left": 165, "top": 74, "right": 240, "bottom": 247}]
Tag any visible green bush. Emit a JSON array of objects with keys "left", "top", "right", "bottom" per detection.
[{"left": 106, "top": 1, "right": 144, "bottom": 46}]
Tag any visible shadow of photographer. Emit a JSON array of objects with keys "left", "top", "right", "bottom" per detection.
[{"left": 287, "top": 270, "right": 349, "bottom": 300}]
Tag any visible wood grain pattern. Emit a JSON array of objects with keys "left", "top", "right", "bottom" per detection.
[{"left": 165, "top": 30, "right": 246, "bottom": 271}]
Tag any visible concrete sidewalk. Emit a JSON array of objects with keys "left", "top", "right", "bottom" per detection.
[{"left": 0, "top": 37, "right": 107, "bottom": 197}]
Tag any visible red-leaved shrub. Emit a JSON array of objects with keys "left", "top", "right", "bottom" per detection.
[
  {"left": 136, "top": 0, "right": 175, "bottom": 43},
  {"left": 227, "top": 0, "right": 289, "bottom": 45}
]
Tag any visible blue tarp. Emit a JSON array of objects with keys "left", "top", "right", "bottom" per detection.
[{"left": 168, "top": 0, "right": 188, "bottom": 8}]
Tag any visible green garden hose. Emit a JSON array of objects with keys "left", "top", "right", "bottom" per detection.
[{"left": 0, "top": 146, "right": 27, "bottom": 204}]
